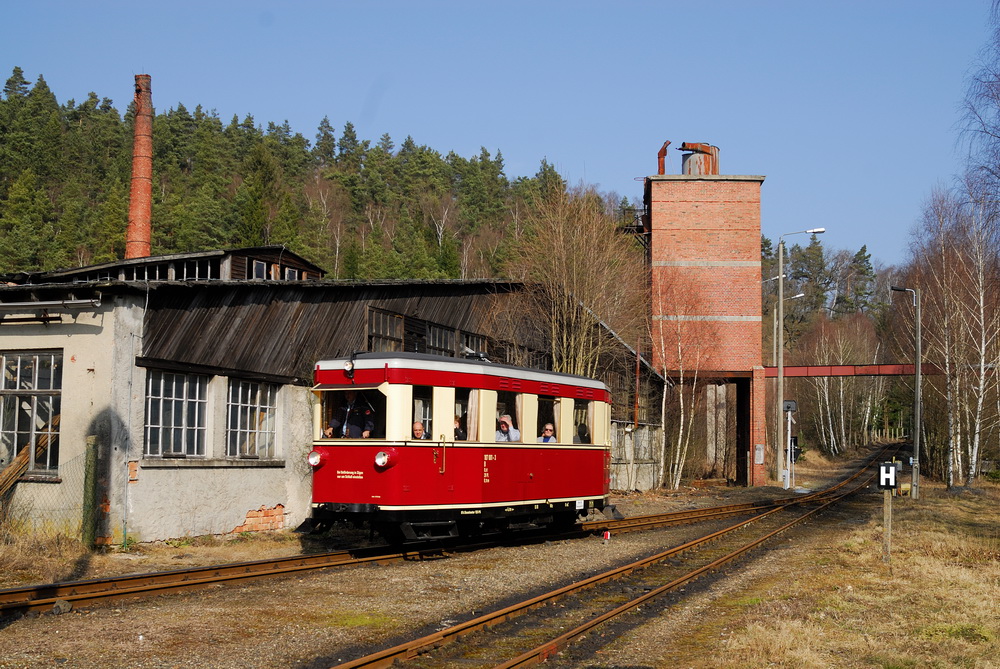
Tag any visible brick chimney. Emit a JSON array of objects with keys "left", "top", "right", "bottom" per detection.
[{"left": 125, "top": 74, "right": 153, "bottom": 259}]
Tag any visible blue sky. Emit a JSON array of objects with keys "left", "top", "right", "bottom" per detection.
[{"left": 2, "top": 1, "right": 992, "bottom": 267}]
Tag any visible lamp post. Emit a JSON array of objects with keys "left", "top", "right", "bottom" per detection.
[
  {"left": 776, "top": 228, "right": 825, "bottom": 486},
  {"left": 772, "top": 292, "right": 804, "bottom": 365},
  {"left": 891, "top": 285, "right": 921, "bottom": 500}
]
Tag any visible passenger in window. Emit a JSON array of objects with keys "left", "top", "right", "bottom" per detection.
[
  {"left": 573, "top": 424, "right": 591, "bottom": 444},
  {"left": 538, "top": 423, "right": 557, "bottom": 443},
  {"left": 454, "top": 415, "right": 467, "bottom": 441},
  {"left": 495, "top": 415, "right": 520, "bottom": 442},
  {"left": 329, "top": 389, "right": 375, "bottom": 438},
  {"left": 412, "top": 421, "right": 430, "bottom": 439}
]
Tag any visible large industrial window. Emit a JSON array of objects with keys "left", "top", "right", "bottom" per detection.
[
  {"left": 461, "top": 332, "right": 488, "bottom": 358},
  {"left": 180, "top": 258, "right": 219, "bottom": 280},
  {"left": 0, "top": 351, "right": 61, "bottom": 473},
  {"left": 426, "top": 324, "right": 455, "bottom": 357},
  {"left": 368, "top": 308, "right": 403, "bottom": 351},
  {"left": 144, "top": 371, "right": 208, "bottom": 457},
  {"left": 226, "top": 380, "right": 277, "bottom": 458}
]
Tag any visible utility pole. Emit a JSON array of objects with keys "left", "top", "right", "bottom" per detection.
[
  {"left": 891, "top": 285, "right": 921, "bottom": 500},
  {"left": 775, "top": 228, "right": 824, "bottom": 484}
]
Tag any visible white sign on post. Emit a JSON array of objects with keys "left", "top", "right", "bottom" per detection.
[{"left": 878, "top": 462, "right": 898, "bottom": 490}]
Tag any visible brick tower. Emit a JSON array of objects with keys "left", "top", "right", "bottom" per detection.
[{"left": 644, "top": 142, "right": 767, "bottom": 485}]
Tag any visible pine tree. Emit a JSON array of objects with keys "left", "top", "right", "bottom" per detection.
[
  {"left": 312, "top": 116, "right": 336, "bottom": 168},
  {"left": 0, "top": 169, "right": 54, "bottom": 272}
]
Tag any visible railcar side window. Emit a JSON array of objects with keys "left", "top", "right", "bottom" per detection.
[
  {"left": 455, "top": 388, "right": 471, "bottom": 440},
  {"left": 413, "top": 386, "right": 432, "bottom": 437},
  {"left": 322, "top": 389, "right": 383, "bottom": 438},
  {"left": 573, "top": 399, "right": 593, "bottom": 444},
  {"left": 537, "top": 395, "right": 558, "bottom": 442},
  {"left": 495, "top": 390, "right": 521, "bottom": 442}
]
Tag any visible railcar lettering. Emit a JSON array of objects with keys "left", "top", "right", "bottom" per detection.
[
  {"left": 336, "top": 470, "right": 364, "bottom": 479},
  {"left": 460, "top": 509, "right": 482, "bottom": 515},
  {"left": 484, "top": 454, "right": 497, "bottom": 461}
]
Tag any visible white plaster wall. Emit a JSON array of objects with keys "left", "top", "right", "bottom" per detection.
[
  {"left": 5, "top": 296, "right": 319, "bottom": 544},
  {"left": 5, "top": 301, "right": 122, "bottom": 534},
  {"left": 609, "top": 424, "right": 662, "bottom": 492},
  {"left": 120, "top": 382, "right": 316, "bottom": 542}
]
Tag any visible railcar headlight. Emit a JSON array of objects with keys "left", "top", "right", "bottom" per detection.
[
  {"left": 374, "top": 451, "right": 390, "bottom": 467},
  {"left": 344, "top": 360, "right": 355, "bottom": 378},
  {"left": 308, "top": 451, "right": 323, "bottom": 467}
]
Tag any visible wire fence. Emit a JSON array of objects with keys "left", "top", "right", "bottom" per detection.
[{"left": 1, "top": 441, "right": 109, "bottom": 546}]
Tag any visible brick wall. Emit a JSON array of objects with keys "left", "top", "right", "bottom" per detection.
[
  {"left": 232, "top": 504, "right": 286, "bottom": 533},
  {"left": 646, "top": 172, "right": 770, "bottom": 485},
  {"left": 647, "top": 175, "right": 764, "bottom": 373}
]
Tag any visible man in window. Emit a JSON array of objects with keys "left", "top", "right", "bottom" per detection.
[
  {"left": 495, "top": 415, "right": 520, "bottom": 442},
  {"left": 412, "top": 421, "right": 430, "bottom": 439},
  {"left": 329, "top": 390, "right": 375, "bottom": 438}
]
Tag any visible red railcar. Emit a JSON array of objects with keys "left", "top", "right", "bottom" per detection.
[{"left": 308, "top": 353, "right": 613, "bottom": 541}]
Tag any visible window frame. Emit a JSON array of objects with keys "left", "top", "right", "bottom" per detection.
[
  {"left": 144, "top": 370, "right": 209, "bottom": 457},
  {"left": 0, "top": 350, "right": 62, "bottom": 473},
  {"left": 226, "top": 379, "right": 278, "bottom": 459}
]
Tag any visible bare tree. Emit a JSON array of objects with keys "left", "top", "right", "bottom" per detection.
[
  {"left": 963, "top": 1, "right": 1000, "bottom": 190},
  {"left": 905, "top": 182, "right": 1000, "bottom": 487},
  {"left": 419, "top": 190, "right": 457, "bottom": 249},
  {"left": 303, "top": 173, "right": 350, "bottom": 276},
  {"left": 499, "top": 187, "right": 648, "bottom": 378}
]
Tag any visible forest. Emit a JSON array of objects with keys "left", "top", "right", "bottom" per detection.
[
  {"left": 0, "top": 65, "right": 590, "bottom": 280},
  {"left": 1, "top": 44, "right": 999, "bottom": 489}
]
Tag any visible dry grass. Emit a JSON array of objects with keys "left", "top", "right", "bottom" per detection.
[
  {"left": 0, "top": 507, "right": 307, "bottom": 588},
  {"left": 0, "top": 502, "right": 91, "bottom": 586},
  {"left": 696, "top": 480, "right": 1000, "bottom": 668}
]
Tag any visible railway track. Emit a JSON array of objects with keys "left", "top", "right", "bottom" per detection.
[
  {"left": 326, "top": 462, "right": 883, "bottom": 668},
  {"left": 0, "top": 503, "right": 767, "bottom": 618},
  {"left": 0, "top": 544, "right": 445, "bottom": 617},
  {"left": 0, "top": 445, "right": 898, "bottom": 620}
]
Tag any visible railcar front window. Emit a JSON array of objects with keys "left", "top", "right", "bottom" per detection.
[{"left": 322, "top": 389, "right": 384, "bottom": 439}]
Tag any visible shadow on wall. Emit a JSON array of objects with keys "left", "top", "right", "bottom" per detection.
[{"left": 72, "top": 408, "right": 128, "bottom": 570}]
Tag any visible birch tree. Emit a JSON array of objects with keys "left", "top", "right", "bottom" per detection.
[
  {"left": 649, "top": 265, "right": 715, "bottom": 489},
  {"left": 792, "top": 313, "right": 886, "bottom": 456}
]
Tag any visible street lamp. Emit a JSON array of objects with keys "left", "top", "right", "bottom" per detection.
[
  {"left": 776, "top": 227, "right": 825, "bottom": 487},
  {"left": 891, "top": 285, "right": 921, "bottom": 500}
]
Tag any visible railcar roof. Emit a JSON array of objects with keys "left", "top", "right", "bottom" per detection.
[{"left": 315, "top": 352, "right": 607, "bottom": 390}]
